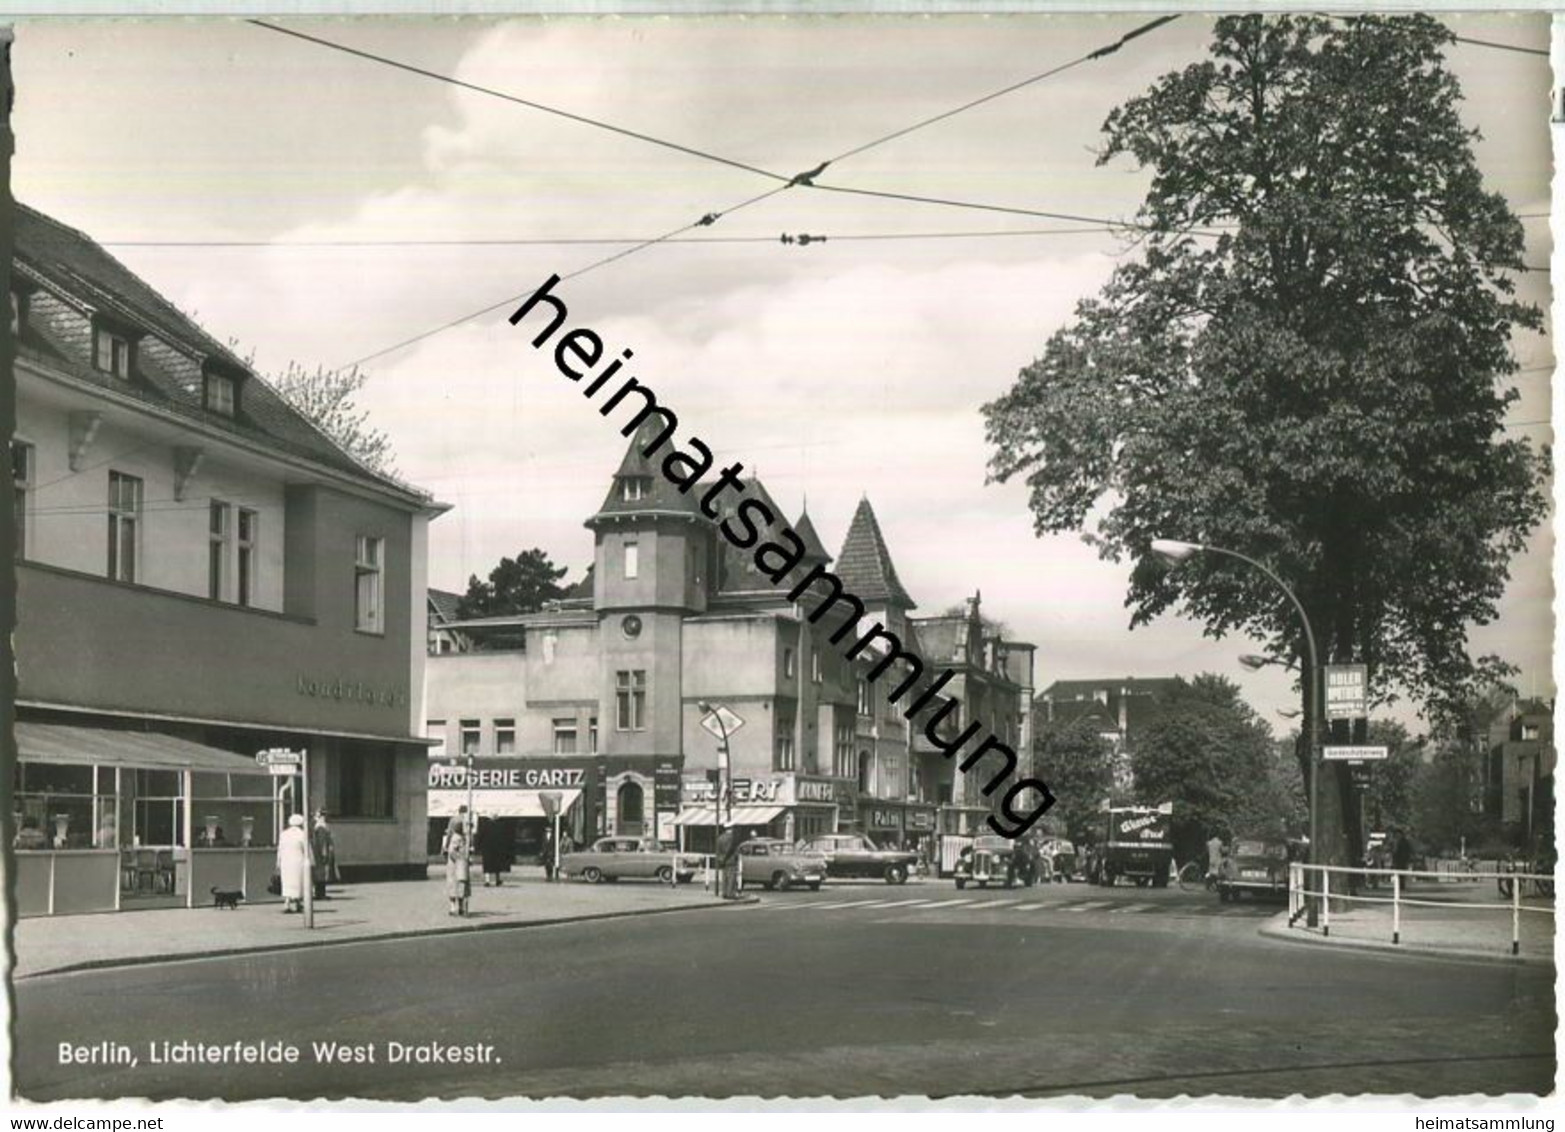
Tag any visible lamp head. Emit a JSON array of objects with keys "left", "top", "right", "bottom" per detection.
[
  {"left": 1238, "top": 654, "right": 1271, "bottom": 672},
  {"left": 697, "top": 701, "right": 713, "bottom": 713},
  {"left": 1150, "top": 538, "right": 1201, "bottom": 565}
]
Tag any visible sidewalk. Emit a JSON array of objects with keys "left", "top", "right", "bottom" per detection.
[
  {"left": 1260, "top": 880, "right": 1555, "bottom": 965},
  {"left": 12, "top": 867, "right": 737, "bottom": 979}
]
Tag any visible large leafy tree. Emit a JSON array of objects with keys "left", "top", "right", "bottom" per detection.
[
  {"left": 1129, "top": 675, "right": 1276, "bottom": 861},
  {"left": 1030, "top": 716, "right": 1117, "bottom": 845},
  {"left": 983, "top": 15, "right": 1546, "bottom": 869},
  {"left": 457, "top": 548, "right": 569, "bottom": 620}
]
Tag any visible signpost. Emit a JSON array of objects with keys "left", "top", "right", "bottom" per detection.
[
  {"left": 540, "top": 791, "right": 562, "bottom": 881},
  {"left": 257, "top": 748, "right": 311, "bottom": 929},
  {"left": 697, "top": 703, "right": 745, "bottom": 895}
]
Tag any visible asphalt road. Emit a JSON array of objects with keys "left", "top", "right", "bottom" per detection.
[{"left": 14, "top": 880, "right": 1554, "bottom": 1101}]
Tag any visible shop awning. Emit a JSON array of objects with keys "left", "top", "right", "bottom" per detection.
[
  {"left": 672, "top": 805, "right": 786, "bottom": 827},
  {"left": 428, "top": 788, "right": 582, "bottom": 820},
  {"left": 15, "top": 722, "right": 265, "bottom": 773}
]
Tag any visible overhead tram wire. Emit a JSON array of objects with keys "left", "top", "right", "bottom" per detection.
[
  {"left": 246, "top": 20, "right": 790, "bottom": 185},
  {"left": 321, "top": 16, "right": 1185, "bottom": 366},
  {"left": 97, "top": 225, "right": 1121, "bottom": 249},
  {"left": 342, "top": 183, "right": 793, "bottom": 369}
]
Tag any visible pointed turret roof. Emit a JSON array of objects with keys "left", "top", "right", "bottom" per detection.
[
  {"left": 793, "top": 508, "right": 832, "bottom": 565},
  {"left": 589, "top": 418, "right": 701, "bottom": 523},
  {"left": 835, "top": 497, "right": 915, "bottom": 609}
]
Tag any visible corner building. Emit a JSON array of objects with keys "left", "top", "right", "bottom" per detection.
[
  {"left": 425, "top": 422, "right": 1035, "bottom": 859},
  {"left": 11, "top": 205, "right": 446, "bottom": 915}
]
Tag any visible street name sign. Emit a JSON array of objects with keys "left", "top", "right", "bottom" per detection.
[
  {"left": 1324, "top": 665, "right": 1369, "bottom": 720},
  {"left": 257, "top": 748, "right": 303, "bottom": 775},
  {"left": 1323, "top": 745, "right": 1388, "bottom": 761}
]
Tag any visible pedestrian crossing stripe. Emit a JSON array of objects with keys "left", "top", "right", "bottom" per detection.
[
  {"left": 1011, "top": 904, "right": 1044, "bottom": 911},
  {"left": 915, "top": 898, "right": 979, "bottom": 909},
  {"left": 872, "top": 899, "right": 936, "bottom": 908},
  {"left": 802, "top": 899, "right": 888, "bottom": 910},
  {"left": 1062, "top": 901, "right": 1112, "bottom": 912}
]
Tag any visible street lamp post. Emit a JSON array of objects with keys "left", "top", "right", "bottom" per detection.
[
  {"left": 1151, "top": 539, "right": 1325, "bottom": 926},
  {"left": 697, "top": 701, "right": 731, "bottom": 894}
]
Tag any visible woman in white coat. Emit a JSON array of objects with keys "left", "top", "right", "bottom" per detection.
[{"left": 276, "top": 813, "right": 312, "bottom": 913}]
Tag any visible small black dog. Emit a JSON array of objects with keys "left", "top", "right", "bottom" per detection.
[{"left": 210, "top": 886, "right": 244, "bottom": 910}]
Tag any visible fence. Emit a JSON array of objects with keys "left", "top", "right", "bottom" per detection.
[{"left": 1288, "top": 862, "right": 1555, "bottom": 956}]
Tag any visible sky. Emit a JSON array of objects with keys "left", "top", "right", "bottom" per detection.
[{"left": 10, "top": 13, "right": 1556, "bottom": 734}]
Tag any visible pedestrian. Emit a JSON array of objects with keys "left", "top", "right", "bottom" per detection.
[
  {"left": 716, "top": 823, "right": 738, "bottom": 899},
  {"left": 276, "top": 813, "right": 312, "bottom": 914},
  {"left": 1206, "top": 833, "right": 1225, "bottom": 881},
  {"left": 476, "top": 817, "right": 509, "bottom": 887},
  {"left": 443, "top": 809, "right": 471, "bottom": 916},
  {"left": 540, "top": 823, "right": 556, "bottom": 881},
  {"left": 1393, "top": 828, "right": 1413, "bottom": 885},
  {"left": 311, "top": 810, "right": 338, "bottom": 901}
]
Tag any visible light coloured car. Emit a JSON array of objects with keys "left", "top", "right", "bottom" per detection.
[
  {"left": 737, "top": 838, "right": 827, "bottom": 891},
  {"left": 559, "top": 837, "right": 700, "bottom": 884}
]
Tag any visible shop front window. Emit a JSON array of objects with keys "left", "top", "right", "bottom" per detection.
[
  {"left": 333, "top": 747, "right": 395, "bottom": 819},
  {"left": 13, "top": 762, "right": 116, "bottom": 850}
]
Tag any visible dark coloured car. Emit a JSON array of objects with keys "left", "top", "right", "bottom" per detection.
[
  {"left": 799, "top": 833, "right": 917, "bottom": 884},
  {"left": 953, "top": 835, "right": 1028, "bottom": 889},
  {"left": 1217, "top": 838, "right": 1289, "bottom": 902}
]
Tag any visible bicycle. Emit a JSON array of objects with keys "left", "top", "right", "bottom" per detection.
[
  {"left": 1497, "top": 855, "right": 1556, "bottom": 899},
  {"left": 1176, "top": 860, "right": 1218, "bottom": 893}
]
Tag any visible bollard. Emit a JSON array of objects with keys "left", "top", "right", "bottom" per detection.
[
  {"left": 1321, "top": 867, "right": 1330, "bottom": 938},
  {"left": 1392, "top": 870, "right": 1400, "bottom": 945},
  {"left": 1512, "top": 873, "right": 1521, "bottom": 956}
]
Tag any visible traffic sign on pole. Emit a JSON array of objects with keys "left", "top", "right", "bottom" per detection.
[{"left": 700, "top": 705, "right": 744, "bottom": 741}]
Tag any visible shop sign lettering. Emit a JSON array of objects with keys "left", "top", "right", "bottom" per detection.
[
  {"left": 796, "top": 779, "right": 835, "bottom": 803},
  {"left": 427, "top": 764, "right": 586, "bottom": 790},
  {"left": 297, "top": 674, "right": 407, "bottom": 709}
]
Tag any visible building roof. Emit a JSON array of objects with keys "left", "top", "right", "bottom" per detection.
[
  {"left": 1039, "top": 676, "right": 1181, "bottom": 700},
  {"left": 793, "top": 508, "right": 832, "bottom": 565},
  {"left": 590, "top": 418, "right": 703, "bottom": 522},
  {"left": 427, "top": 588, "right": 465, "bottom": 625},
  {"left": 834, "top": 497, "right": 915, "bottom": 609},
  {"left": 15, "top": 204, "right": 428, "bottom": 502}
]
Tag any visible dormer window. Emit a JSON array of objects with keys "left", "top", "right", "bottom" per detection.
[
  {"left": 205, "top": 371, "right": 238, "bottom": 417},
  {"left": 94, "top": 326, "right": 133, "bottom": 379},
  {"left": 622, "top": 477, "right": 649, "bottom": 502}
]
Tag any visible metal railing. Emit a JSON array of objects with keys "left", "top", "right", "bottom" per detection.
[{"left": 1288, "top": 862, "right": 1555, "bottom": 956}]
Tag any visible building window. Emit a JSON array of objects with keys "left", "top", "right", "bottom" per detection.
[
  {"left": 857, "top": 751, "right": 872, "bottom": 795},
  {"left": 94, "top": 327, "right": 132, "bottom": 379},
  {"left": 333, "top": 747, "right": 394, "bottom": 819},
  {"left": 208, "top": 501, "right": 231, "bottom": 600},
  {"left": 783, "top": 647, "right": 795, "bottom": 679},
  {"left": 552, "top": 718, "right": 578, "bottom": 754},
  {"left": 204, "top": 372, "right": 237, "bottom": 416},
  {"left": 355, "top": 535, "right": 384, "bottom": 633},
  {"left": 237, "top": 509, "right": 257, "bottom": 607},
  {"left": 776, "top": 734, "right": 795, "bottom": 771},
  {"left": 426, "top": 720, "right": 446, "bottom": 760},
  {"left": 9, "top": 291, "right": 26, "bottom": 336},
  {"left": 12, "top": 440, "right": 33, "bottom": 559},
  {"left": 460, "top": 720, "right": 481, "bottom": 757},
  {"left": 616, "top": 670, "right": 646, "bottom": 731},
  {"left": 1522, "top": 724, "right": 1542, "bottom": 741},
  {"left": 624, "top": 540, "right": 639, "bottom": 579},
  {"left": 835, "top": 725, "right": 854, "bottom": 777},
  {"left": 857, "top": 679, "right": 872, "bottom": 717},
  {"left": 618, "top": 781, "right": 645, "bottom": 827},
  {"left": 589, "top": 716, "right": 599, "bottom": 753},
  {"left": 812, "top": 651, "right": 823, "bottom": 684},
  {"left": 495, "top": 719, "right": 516, "bottom": 755},
  {"left": 621, "top": 477, "right": 648, "bottom": 502},
  {"left": 107, "top": 471, "right": 142, "bottom": 582}
]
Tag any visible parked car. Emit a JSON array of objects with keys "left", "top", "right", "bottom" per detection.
[
  {"left": 1038, "top": 837, "right": 1079, "bottom": 883},
  {"left": 738, "top": 838, "right": 827, "bottom": 891},
  {"left": 1217, "top": 837, "right": 1289, "bottom": 902},
  {"left": 799, "top": 833, "right": 917, "bottom": 884},
  {"left": 953, "top": 835, "right": 1029, "bottom": 889},
  {"left": 559, "top": 837, "right": 700, "bottom": 884}
]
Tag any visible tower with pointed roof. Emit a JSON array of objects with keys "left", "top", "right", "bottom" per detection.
[{"left": 584, "top": 421, "right": 714, "bottom": 832}]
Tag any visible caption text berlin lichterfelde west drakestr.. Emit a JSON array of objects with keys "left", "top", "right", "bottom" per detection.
[{"left": 507, "top": 273, "right": 1056, "bottom": 840}]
